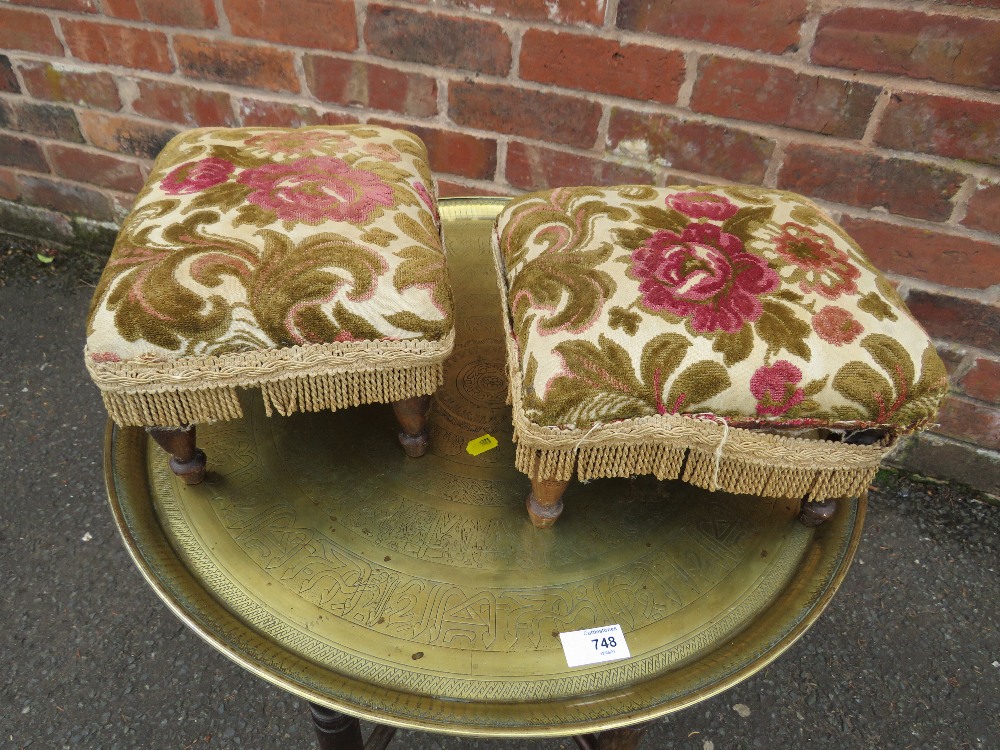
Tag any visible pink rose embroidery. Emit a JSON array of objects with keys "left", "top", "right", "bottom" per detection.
[
  {"left": 750, "top": 360, "right": 805, "bottom": 416},
  {"left": 243, "top": 130, "right": 352, "bottom": 158},
  {"left": 630, "top": 223, "right": 780, "bottom": 334},
  {"left": 161, "top": 158, "right": 235, "bottom": 195},
  {"left": 666, "top": 191, "right": 739, "bottom": 221},
  {"left": 813, "top": 306, "right": 864, "bottom": 346},
  {"left": 237, "top": 156, "right": 395, "bottom": 224},
  {"left": 752, "top": 222, "right": 860, "bottom": 299},
  {"left": 362, "top": 142, "right": 402, "bottom": 162}
]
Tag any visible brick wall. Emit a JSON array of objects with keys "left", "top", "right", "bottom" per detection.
[{"left": 0, "top": 0, "right": 997, "bottom": 495}]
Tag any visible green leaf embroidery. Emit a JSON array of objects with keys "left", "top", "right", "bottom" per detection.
[
  {"left": 664, "top": 361, "right": 731, "bottom": 414},
  {"left": 857, "top": 292, "right": 897, "bottom": 322},
  {"left": 509, "top": 243, "right": 617, "bottom": 335},
  {"left": 608, "top": 306, "right": 642, "bottom": 335},
  {"left": 711, "top": 325, "right": 754, "bottom": 367},
  {"left": 722, "top": 205, "right": 775, "bottom": 245},
  {"left": 639, "top": 333, "right": 692, "bottom": 411},
  {"left": 755, "top": 299, "right": 811, "bottom": 360}
]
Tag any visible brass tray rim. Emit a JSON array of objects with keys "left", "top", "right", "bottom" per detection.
[{"left": 103, "top": 197, "right": 867, "bottom": 738}]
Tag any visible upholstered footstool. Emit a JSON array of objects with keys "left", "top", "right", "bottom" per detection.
[
  {"left": 492, "top": 186, "right": 947, "bottom": 528},
  {"left": 86, "top": 125, "right": 454, "bottom": 482}
]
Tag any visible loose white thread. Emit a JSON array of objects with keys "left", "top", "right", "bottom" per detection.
[{"left": 574, "top": 422, "right": 603, "bottom": 453}]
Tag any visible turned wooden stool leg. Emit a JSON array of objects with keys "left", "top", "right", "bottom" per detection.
[
  {"left": 527, "top": 476, "right": 570, "bottom": 529},
  {"left": 798, "top": 498, "right": 838, "bottom": 527},
  {"left": 147, "top": 425, "right": 206, "bottom": 485},
  {"left": 391, "top": 394, "right": 431, "bottom": 458},
  {"left": 309, "top": 703, "right": 365, "bottom": 750}
]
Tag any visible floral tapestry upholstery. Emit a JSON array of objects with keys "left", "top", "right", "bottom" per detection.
[
  {"left": 86, "top": 125, "right": 454, "bottom": 427},
  {"left": 492, "top": 185, "right": 947, "bottom": 500}
]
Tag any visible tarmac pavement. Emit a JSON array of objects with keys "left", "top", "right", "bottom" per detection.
[{"left": 1, "top": 257, "right": 998, "bottom": 750}]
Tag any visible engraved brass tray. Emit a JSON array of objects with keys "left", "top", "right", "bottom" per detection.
[{"left": 105, "top": 198, "right": 865, "bottom": 737}]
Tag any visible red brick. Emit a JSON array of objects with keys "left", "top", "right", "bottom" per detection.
[
  {"left": 506, "top": 142, "right": 655, "bottom": 191},
  {"left": 842, "top": 217, "right": 1000, "bottom": 290},
  {"left": 877, "top": 93, "right": 1000, "bottom": 168},
  {"left": 813, "top": 9, "right": 1000, "bottom": 90},
  {"left": 0, "top": 100, "right": 84, "bottom": 143},
  {"left": 19, "top": 62, "right": 121, "bottom": 110},
  {"left": 0, "top": 168, "right": 21, "bottom": 201},
  {"left": 79, "top": 111, "right": 179, "bottom": 159},
  {"left": 617, "top": 0, "right": 807, "bottom": 54},
  {"left": 370, "top": 121, "right": 497, "bottom": 180},
  {"left": 934, "top": 395, "right": 1000, "bottom": 451},
  {"left": 9, "top": 0, "right": 98, "bottom": 11},
  {"left": 690, "top": 57, "right": 879, "bottom": 139},
  {"left": 47, "top": 144, "right": 145, "bottom": 192},
  {"left": 905, "top": 290, "right": 1000, "bottom": 351},
  {"left": 103, "top": 0, "right": 217, "bottom": 28},
  {"left": 962, "top": 181, "right": 1000, "bottom": 234},
  {"left": 175, "top": 35, "right": 300, "bottom": 93},
  {"left": 19, "top": 174, "right": 114, "bottom": 222},
  {"left": 237, "top": 99, "right": 358, "bottom": 128},
  {"left": 224, "top": 0, "right": 355, "bottom": 51},
  {"left": 778, "top": 145, "right": 963, "bottom": 222},
  {"left": 422, "top": 0, "right": 604, "bottom": 25},
  {"left": 436, "top": 179, "right": 509, "bottom": 198},
  {"left": 62, "top": 19, "right": 172, "bottom": 73},
  {"left": 0, "top": 7, "right": 63, "bottom": 55},
  {"left": 365, "top": 5, "right": 510, "bottom": 76},
  {"left": 0, "top": 134, "right": 49, "bottom": 171},
  {"left": 519, "top": 29, "right": 684, "bottom": 104},
  {"left": 304, "top": 56, "right": 437, "bottom": 118},
  {"left": 607, "top": 108, "right": 774, "bottom": 183},
  {"left": 132, "top": 79, "right": 236, "bottom": 127},
  {"left": 1, "top": 56, "right": 19, "bottom": 94},
  {"left": 449, "top": 81, "right": 600, "bottom": 149},
  {"left": 960, "top": 358, "right": 1000, "bottom": 404}
]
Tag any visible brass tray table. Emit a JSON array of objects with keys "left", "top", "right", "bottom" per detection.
[{"left": 104, "top": 198, "right": 866, "bottom": 748}]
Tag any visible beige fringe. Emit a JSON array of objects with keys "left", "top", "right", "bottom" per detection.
[
  {"left": 513, "top": 440, "right": 881, "bottom": 502},
  {"left": 99, "top": 363, "right": 443, "bottom": 426},
  {"left": 88, "top": 331, "right": 453, "bottom": 427},
  {"left": 259, "top": 364, "right": 442, "bottom": 418},
  {"left": 490, "top": 224, "right": 888, "bottom": 503},
  {"left": 101, "top": 386, "right": 243, "bottom": 428}
]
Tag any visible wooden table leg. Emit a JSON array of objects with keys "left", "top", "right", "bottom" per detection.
[
  {"left": 798, "top": 498, "right": 838, "bottom": 528},
  {"left": 527, "top": 476, "right": 570, "bottom": 529},
  {"left": 391, "top": 395, "right": 431, "bottom": 457},
  {"left": 147, "top": 425, "right": 206, "bottom": 485},
  {"left": 309, "top": 703, "right": 365, "bottom": 750},
  {"left": 574, "top": 721, "right": 652, "bottom": 749}
]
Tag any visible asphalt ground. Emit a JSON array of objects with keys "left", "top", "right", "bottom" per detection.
[{"left": 1, "top": 247, "right": 998, "bottom": 750}]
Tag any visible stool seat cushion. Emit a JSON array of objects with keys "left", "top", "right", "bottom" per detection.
[
  {"left": 86, "top": 125, "right": 454, "bottom": 426},
  {"left": 492, "top": 185, "right": 947, "bottom": 499}
]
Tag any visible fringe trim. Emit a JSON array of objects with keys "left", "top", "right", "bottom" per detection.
[
  {"left": 89, "top": 332, "right": 453, "bottom": 427},
  {"left": 99, "top": 363, "right": 444, "bottom": 426},
  {"left": 490, "top": 223, "right": 886, "bottom": 502},
  {"left": 102, "top": 386, "right": 243, "bottom": 427},
  {"left": 259, "top": 364, "right": 443, "bottom": 418},
  {"left": 514, "top": 440, "right": 881, "bottom": 502}
]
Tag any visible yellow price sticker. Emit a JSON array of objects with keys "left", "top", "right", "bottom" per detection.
[{"left": 466, "top": 434, "right": 498, "bottom": 456}]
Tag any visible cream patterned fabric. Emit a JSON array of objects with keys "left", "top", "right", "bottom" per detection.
[
  {"left": 86, "top": 125, "right": 454, "bottom": 427},
  {"left": 492, "top": 185, "right": 947, "bottom": 500}
]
